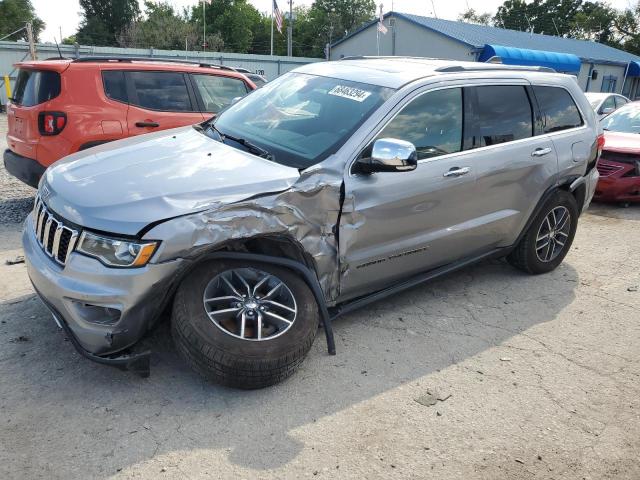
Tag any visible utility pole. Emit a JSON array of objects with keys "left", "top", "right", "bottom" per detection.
[
  {"left": 202, "top": 0, "right": 207, "bottom": 52},
  {"left": 287, "top": 0, "right": 293, "bottom": 57},
  {"left": 26, "top": 22, "right": 36, "bottom": 60},
  {"left": 59, "top": 26, "right": 62, "bottom": 43}
]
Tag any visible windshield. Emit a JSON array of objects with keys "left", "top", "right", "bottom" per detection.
[
  {"left": 601, "top": 104, "right": 640, "bottom": 134},
  {"left": 210, "top": 72, "right": 395, "bottom": 168}
]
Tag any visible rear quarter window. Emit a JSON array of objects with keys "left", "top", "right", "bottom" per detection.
[
  {"left": 474, "top": 85, "right": 533, "bottom": 146},
  {"left": 102, "top": 70, "right": 128, "bottom": 103},
  {"left": 533, "top": 86, "right": 583, "bottom": 133},
  {"left": 12, "top": 69, "right": 61, "bottom": 107}
]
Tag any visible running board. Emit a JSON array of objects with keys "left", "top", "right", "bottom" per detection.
[{"left": 330, "top": 248, "right": 504, "bottom": 320}]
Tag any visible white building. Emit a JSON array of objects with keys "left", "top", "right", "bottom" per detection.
[{"left": 330, "top": 12, "right": 640, "bottom": 99}]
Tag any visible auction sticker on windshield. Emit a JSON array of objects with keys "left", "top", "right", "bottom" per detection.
[{"left": 328, "top": 85, "right": 372, "bottom": 102}]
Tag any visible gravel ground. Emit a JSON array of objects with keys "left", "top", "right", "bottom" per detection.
[
  {"left": 0, "top": 113, "right": 639, "bottom": 479},
  {"left": 0, "top": 114, "right": 36, "bottom": 223}
]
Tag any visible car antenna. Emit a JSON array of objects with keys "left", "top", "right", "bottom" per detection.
[{"left": 54, "top": 36, "right": 63, "bottom": 59}]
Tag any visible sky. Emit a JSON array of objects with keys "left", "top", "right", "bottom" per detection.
[{"left": 34, "top": 0, "right": 635, "bottom": 44}]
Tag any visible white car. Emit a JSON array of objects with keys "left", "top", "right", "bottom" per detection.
[{"left": 585, "top": 92, "right": 630, "bottom": 120}]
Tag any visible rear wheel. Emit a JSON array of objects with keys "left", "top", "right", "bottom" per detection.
[
  {"left": 508, "top": 190, "right": 578, "bottom": 274},
  {"left": 171, "top": 260, "right": 319, "bottom": 389}
]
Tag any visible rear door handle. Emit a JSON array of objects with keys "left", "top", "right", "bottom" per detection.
[
  {"left": 135, "top": 121, "right": 160, "bottom": 128},
  {"left": 531, "top": 147, "right": 553, "bottom": 157},
  {"left": 443, "top": 166, "right": 471, "bottom": 178}
]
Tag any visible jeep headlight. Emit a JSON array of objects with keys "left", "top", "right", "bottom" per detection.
[{"left": 77, "top": 231, "right": 158, "bottom": 267}]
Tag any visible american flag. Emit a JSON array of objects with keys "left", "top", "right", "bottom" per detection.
[
  {"left": 377, "top": 9, "right": 388, "bottom": 34},
  {"left": 274, "top": 0, "right": 283, "bottom": 33}
]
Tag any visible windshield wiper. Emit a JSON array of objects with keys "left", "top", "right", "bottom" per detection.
[{"left": 209, "top": 124, "right": 274, "bottom": 160}]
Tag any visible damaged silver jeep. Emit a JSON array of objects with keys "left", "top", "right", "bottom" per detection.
[{"left": 23, "top": 58, "right": 600, "bottom": 388}]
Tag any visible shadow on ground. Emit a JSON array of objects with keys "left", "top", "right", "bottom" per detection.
[
  {"left": 587, "top": 201, "right": 640, "bottom": 221},
  {"left": 0, "top": 257, "right": 579, "bottom": 478}
]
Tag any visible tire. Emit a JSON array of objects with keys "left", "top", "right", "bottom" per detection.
[
  {"left": 171, "top": 260, "right": 319, "bottom": 389},
  {"left": 508, "top": 190, "right": 579, "bottom": 274}
]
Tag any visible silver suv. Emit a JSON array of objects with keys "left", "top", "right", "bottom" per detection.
[{"left": 24, "top": 58, "right": 600, "bottom": 388}]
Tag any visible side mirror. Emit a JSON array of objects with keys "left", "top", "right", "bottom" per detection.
[
  {"left": 600, "top": 107, "right": 615, "bottom": 115},
  {"left": 357, "top": 138, "right": 418, "bottom": 173}
]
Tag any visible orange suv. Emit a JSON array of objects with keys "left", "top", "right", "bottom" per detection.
[{"left": 4, "top": 57, "right": 256, "bottom": 187}]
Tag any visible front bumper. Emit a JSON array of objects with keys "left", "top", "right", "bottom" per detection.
[
  {"left": 23, "top": 214, "right": 185, "bottom": 359},
  {"left": 583, "top": 166, "right": 600, "bottom": 210},
  {"left": 3, "top": 149, "right": 46, "bottom": 189},
  {"left": 594, "top": 160, "right": 640, "bottom": 203}
]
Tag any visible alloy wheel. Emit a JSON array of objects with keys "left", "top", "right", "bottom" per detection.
[
  {"left": 535, "top": 206, "right": 571, "bottom": 263},
  {"left": 202, "top": 267, "right": 297, "bottom": 341}
]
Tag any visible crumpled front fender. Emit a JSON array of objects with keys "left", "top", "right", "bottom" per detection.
[{"left": 144, "top": 166, "right": 344, "bottom": 303}]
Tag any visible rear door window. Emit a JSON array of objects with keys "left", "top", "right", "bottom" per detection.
[
  {"left": 615, "top": 96, "right": 628, "bottom": 108},
  {"left": 102, "top": 70, "right": 128, "bottom": 103},
  {"left": 128, "top": 71, "right": 193, "bottom": 112},
  {"left": 532, "top": 86, "right": 583, "bottom": 133},
  {"left": 12, "top": 69, "right": 61, "bottom": 106},
  {"left": 600, "top": 96, "right": 615, "bottom": 113},
  {"left": 191, "top": 74, "right": 249, "bottom": 113},
  {"left": 473, "top": 85, "right": 533, "bottom": 146}
]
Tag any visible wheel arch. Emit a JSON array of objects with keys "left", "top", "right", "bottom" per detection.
[
  {"left": 163, "top": 235, "right": 336, "bottom": 354},
  {"left": 558, "top": 175, "right": 587, "bottom": 214},
  {"left": 511, "top": 181, "right": 579, "bottom": 253}
]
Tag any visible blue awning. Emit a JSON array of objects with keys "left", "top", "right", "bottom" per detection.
[
  {"left": 479, "top": 44, "right": 582, "bottom": 74},
  {"left": 627, "top": 61, "right": 640, "bottom": 77}
]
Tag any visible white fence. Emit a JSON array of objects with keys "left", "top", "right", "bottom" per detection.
[{"left": 0, "top": 41, "right": 323, "bottom": 104}]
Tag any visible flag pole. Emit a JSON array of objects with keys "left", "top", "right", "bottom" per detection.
[
  {"left": 377, "top": 3, "right": 382, "bottom": 55},
  {"left": 270, "top": 1, "right": 274, "bottom": 56}
]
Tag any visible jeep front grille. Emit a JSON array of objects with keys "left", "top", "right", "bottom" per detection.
[{"left": 33, "top": 196, "right": 79, "bottom": 265}]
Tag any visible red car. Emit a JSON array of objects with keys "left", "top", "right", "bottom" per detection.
[
  {"left": 595, "top": 102, "right": 640, "bottom": 204},
  {"left": 4, "top": 57, "right": 256, "bottom": 188}
]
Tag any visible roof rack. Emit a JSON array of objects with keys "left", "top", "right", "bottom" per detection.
[
  {"left": 339, "top": 55, "right": 444, "bottom": 61},
  {"left": 435, "top": 64, "right": 556, "bottom": 73},
  {"left": 338, "top": 56, "right": 557, "bottom": 73},
  {"left": 72, "top": 56, "right": 236, "bottom": 71}
]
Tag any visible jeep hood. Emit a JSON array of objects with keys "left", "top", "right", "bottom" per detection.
[{"left": 43, "top": 126, "right": 300, "bottom": 235}]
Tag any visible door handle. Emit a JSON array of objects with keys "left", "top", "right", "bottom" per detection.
[
  {"left": 531, "top": 147, "right": 553, "bottom": 157},
  {"left": 135, "top": 121, "right": 160, "bottom": 128},
  {"left": 443, "top": 166, "right": 471, "bottom": 178}
]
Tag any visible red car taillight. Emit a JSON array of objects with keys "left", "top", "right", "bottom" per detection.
[
  {"left": 597, "top": 133, "right": 605, "bottom": 156},
  {"left": 38, "top": 111, "right": 67, "bottom": 136}
]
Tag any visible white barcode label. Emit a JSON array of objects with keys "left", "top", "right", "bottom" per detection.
[{"left": 328, "top": 85, "right": 372, "bottom": 102}]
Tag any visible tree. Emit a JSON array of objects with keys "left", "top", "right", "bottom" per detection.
[
  {"left": 290, "top": 0, "right": 375, "bottom": 58},
  {"left": 569, "top": 2, "right": 618, "bottom": 44},
  {"left": 494, "top": 0, "right": 621, "bottom": 46},
  {"left": 76, "top": 0, "right": 140, "bottom": 46},
  {"left": 62, "top": 35, "right": 77, "bottom": 45},
  {"left": 614, "top": 1, "right": 640, "bottom": 55},
  {"left": 458, "top": 8, "right": 492, "bottom": 26},
  {"left": 189, "top": 0, "right": 262, "bottom": 53},
  {"left": 0, "top": 0, "right": 44, "bottom": 41},
  {"left": 118, "top": 1, "right": 201, "bottom": 50}
]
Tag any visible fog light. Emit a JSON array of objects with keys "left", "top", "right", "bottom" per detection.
[{"left": 68, "top": 301, "right": 122, "bottom": 326}]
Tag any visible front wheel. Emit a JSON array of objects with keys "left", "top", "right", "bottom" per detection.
[
  {"left": 508, "top": 190, "right": 579, "bottom": 274},
  {"left": 171, "top": 260, "right": 319, "bottom": 389}
]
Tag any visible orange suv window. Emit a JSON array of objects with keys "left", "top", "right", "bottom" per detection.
[
  {"left": 191, "top": 74, "right": 248, "bottom": 113},
  {"left": 129, "top": 71, "right": 194, "bottom": 112},
  {"left": 12, "top": 69, "right": 61, "bottom": 106},
  {"left": 102, "top": 71, "right": 128, "bottom": 103}
]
